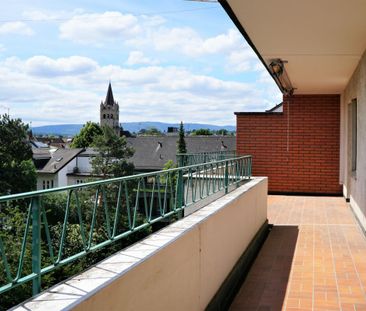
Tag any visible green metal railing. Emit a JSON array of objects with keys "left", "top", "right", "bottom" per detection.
[
  {"left": 176, "top": 150, "right": 236, "bottom": 166},
  {"left": 0, "top": 155, "right": 251, "bottom": 298}
]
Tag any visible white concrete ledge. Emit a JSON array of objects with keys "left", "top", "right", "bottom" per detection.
[{"left": 14, "top": 177, "right": 268, "bottom": 311}]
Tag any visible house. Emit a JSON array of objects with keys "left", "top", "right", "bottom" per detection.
[
  {"left": 35, "top": 148, "right": 83, "bottom": 189},
  {"left": 32, "top": 136, "right": 236, "bottom": 189},
  {"left": 126, "top": 135, "right": 236, "bottom": 171}
]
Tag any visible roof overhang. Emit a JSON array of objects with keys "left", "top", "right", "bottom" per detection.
[{"left": 220, "top": 0, "right": 366, "bottom": 94}]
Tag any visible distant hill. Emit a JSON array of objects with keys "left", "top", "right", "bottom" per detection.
[{"left": 32, "top": 122, "right": 236, "bottom": 136}]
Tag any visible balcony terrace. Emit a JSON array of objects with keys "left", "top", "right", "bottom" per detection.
[
  {"left": 231, "top": 195, "right": 366, "bottom": 310},
  {"left": 2, "top": 0, "right": 366, "bottom": 309}
]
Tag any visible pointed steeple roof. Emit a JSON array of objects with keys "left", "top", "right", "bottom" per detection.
[{"left": 104, "top": 82, "right": 115, "bottom": 106}]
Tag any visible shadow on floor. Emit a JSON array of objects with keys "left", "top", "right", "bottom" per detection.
[{"left": 230, "top": 226, "right": 298, "bottom": 311}]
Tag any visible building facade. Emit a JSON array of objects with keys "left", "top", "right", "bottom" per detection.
[
  {"left": 236, "top": 95, "right": 341, "bottom": 194},
  {"left": 100, "top": 82, "right": 120, "bottom": 135}
]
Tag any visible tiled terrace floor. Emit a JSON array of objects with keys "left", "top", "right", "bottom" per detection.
[{"left": 230, "top": 195, "right": 366, "bottom": 311}]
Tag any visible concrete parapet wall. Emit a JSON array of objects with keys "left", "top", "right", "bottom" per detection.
[{"left": 16, "top": 177, "right": 268, "bottom": 311}]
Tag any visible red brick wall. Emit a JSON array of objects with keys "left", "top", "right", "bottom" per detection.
[{"left": 236, "top": 95, "right": 341, "bottom": 194}]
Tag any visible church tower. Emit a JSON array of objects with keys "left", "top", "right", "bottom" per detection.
[{"left": 100, "top": 82, "right": 120, "bottom": 135}]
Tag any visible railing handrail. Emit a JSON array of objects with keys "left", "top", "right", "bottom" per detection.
[
  {"left": 176, "top": 150, "right": 236, "bottom": 156},
  {"left": 0, "top": 155, "right": 250, "bottom": 202}
]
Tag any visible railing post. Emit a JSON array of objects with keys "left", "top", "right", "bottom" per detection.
[
  {"left": 225, "top": 161, "right": 229, "bottom": 194},
  {"left": 176, "top": 157, "right": 184, "bottom": 219},
  {"left": 32, "top": 196, "right": 41, "bottom": 296},
  {"left": 248, "top": 156, "right": 252, "bottom": 178}
]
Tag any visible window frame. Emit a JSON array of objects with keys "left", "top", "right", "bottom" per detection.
[{"left": 351, "top": 98, "right": 357, "bottom": 174}]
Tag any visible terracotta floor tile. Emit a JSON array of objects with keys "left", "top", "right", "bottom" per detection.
[{"left": 229, "top": 195, "right": 366, "bottom": 311}]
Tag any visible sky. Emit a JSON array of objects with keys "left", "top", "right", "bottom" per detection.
[{"left": 0, "top": 0, "right": 282, "bottom": 127}]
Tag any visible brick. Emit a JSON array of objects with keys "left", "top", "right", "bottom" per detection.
[{"left": 237, "top": 94, "right": 342, "bottom": 194}]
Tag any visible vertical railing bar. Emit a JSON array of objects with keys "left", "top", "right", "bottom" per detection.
[
  {"left": 168, "top": 172, "right": 175, "bottom": 212},
  {"left": 112, "top": 182, "right": 123, "bottom": 238},
  {"left": 41, "top": 202, "right": 55, "bottom": 263},
  {"left": 56, "top": 190, "right": 72, "bottom": 264},
  {"left": 193, "top": 166, "right": 199, "bottom": 202},
  {"left": 163, "top": 173, "right": 168, "bottom": 215},
  {"left": 156, "top": 175, "right": 163, "bottom": 216},
  {"left": 31, "top": 196, "right": 41, "bottom": 295},
  {"left": 14, "top": 202, "right": 32, "bottom": 281},
  {"left": 88, "top": 187, "right": 100, "bottom": 250},
  {"left": 148, "top": 178, "right": 156, "bottom": 222},
  {"left": 132, "top": 179, "right": 141, "bottom": 230},
  {"left": 185, "top": 168, "right": 191, "bottom": 205},
  {"left": 225, "top": 161, "right": 229, "bottom": 194},
  {"left": 141, "top": 178, "right": 149, "bottom": 220},
  {"left": 101, "top": 186, "right": 111, "bottom": 239},
  {"left": 74, "top": 190, "right": 87, "bottom": 251},
  {"left": 123, "top": 180, "right": 132, "bottom": 230}
]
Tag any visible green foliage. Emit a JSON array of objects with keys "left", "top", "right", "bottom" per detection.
[
  {"left": 216, "top": 129, "right": 228, "bottom": 136},
  {"left": 138, "top": 127, "right": 162, "bottom": 136},
  {"left": 0, "top": 114, "right": 37, "bottom": 195},
  {"left": 177, "top": 121, "right": 187, "bottom": 154},
  {"left": 70, "top": 121, "right": 103, "bottom": 148},
  {"left": 91, "top": 126, "right": 134, "bottom": 178},
  {"left": 191, "top": 128, "right": 213, "bottom": 136},
  {"left": 161, "top": 160, "right": 177, "bottom": 189},
  {"left": 0, "top": 186, "right": 152, "bottom": 310}
]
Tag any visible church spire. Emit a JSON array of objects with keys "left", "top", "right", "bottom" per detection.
[{"left": 105, "top": 82, "right": 115, "bottom": 106}]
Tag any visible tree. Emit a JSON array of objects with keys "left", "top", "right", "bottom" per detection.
[
  {"left": 91, "top": 126, "right": 134, "bottom": 178},
  {"left": 71, "top": 122, "right": 103, "bottom": 148},
  {"left": 191, "top": 128, "right": 213, "bottom": 136},
  {"left": 177, "top": 121, "right": 187, "bottom": 154},
  {"left": 216, "top": 129, "right": 228, "bottom": 136},
  {"left": 0, "top": 114, "right": 37, "bottom": 195},
  {"left": 138, "top": 127, "right": 162, "bottom": 136}
]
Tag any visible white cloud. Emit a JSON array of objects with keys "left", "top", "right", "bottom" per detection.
[
  {"left": 146, "top": 27, "right": 241, "bottom": 57},
  {"left": 0, "top": 55, "right": 281, "bottom": 126},
  {"left": 126, "top": 51, "right": 159, "bottom": 66},
  {"left": 59, "top": 11, "right": 141, "bottom": 45},
  {"left": 55, "top": 10, "right": 263, "bottom": 77},
  {"left": 25, "top": 56, "right": 98, "bottom": 77},
  {"left": 22, "top": 8, "right": 86, "bottom": 21},
  {"left": 226, "top": 49, "right": 258, "bottom": 73},
  {"left": 0, "top": 22, "right": 34, "bottom": 36}
]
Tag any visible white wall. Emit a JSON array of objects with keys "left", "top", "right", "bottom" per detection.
[
  {"left": 342, "top": 49, "right": 366, "bottom": 230},
  {"left": 57, "top": 158, "right": 76, "bottom": 188},
  {"left": 76, "top": 156, "right": 92, "bottom": 173},
  {"left": 36, "top": 174, "right": 57, "bottom": 190}
]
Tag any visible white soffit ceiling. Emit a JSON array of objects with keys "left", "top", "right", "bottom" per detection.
[{"left": 225, "top": 0, "right": 366, "bottom": 94}]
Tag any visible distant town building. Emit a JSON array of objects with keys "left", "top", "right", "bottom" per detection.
[
  {"left": 31, "top": 136, "right": 236, "bottom": 189},
  {"left": 100, "top": 82, "right": 120, "bottom": 135},
  {"left": 166, "top": 127, "right": 179, "bottom": 136}
]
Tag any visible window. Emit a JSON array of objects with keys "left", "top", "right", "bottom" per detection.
[
  {"left": 351, "top": 99, "right": 357, "bottom": 173},
  {"left": 43, "top": 180, "right": 53, "bottom": 189}
]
